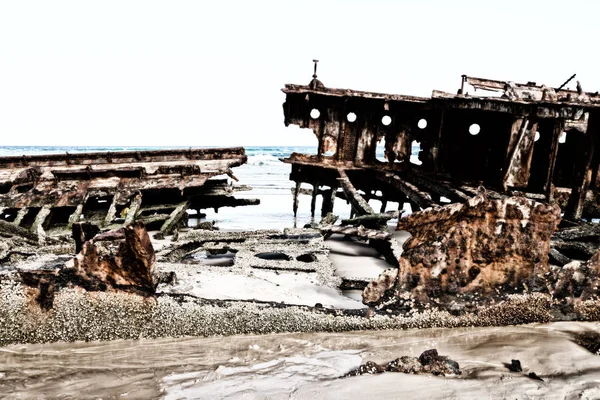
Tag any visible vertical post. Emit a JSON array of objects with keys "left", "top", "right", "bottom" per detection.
[
  {"left": 565, "top": 111, "right": 600, "bottom": 219},
  {"left": 13, "top": 208, "right": 28, "bottom": 226},
  {"left": 293, "top": 181, "right": 301, "bottom": 218},
  {"left": 103, "top": 196, "right": 118, "bottom": 227},
  {"left": 310, "top": 183, "right": 318, "bottom": 219},
  {"left": 124, "top": 193, "right": 142, "bottom": 226},
  {"left": 321, "top": 184, "right": 337, "bottom": 217},
  {"left": 68, "top": 203, "right": 84, "bottom": 228},
  {"left": 545, "top": 120, "right": 565, "bottom": 199},
  {"left": 380, "top": 198, "right": 388, "bottom": 213},
  {"left": 433, "top": 110, "right": 446, "bottom": 173},
  {"left": 31, "top": 205, "right": 51, "bottom": 244}
]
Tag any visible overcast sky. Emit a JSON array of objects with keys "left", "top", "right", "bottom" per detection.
[{"left": 1, "top": 1, "right": 599, "bottom": 147}]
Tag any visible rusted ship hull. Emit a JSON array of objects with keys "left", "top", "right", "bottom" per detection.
[{"left": 0, "top": 147, "right": 258, "bottom": 241}]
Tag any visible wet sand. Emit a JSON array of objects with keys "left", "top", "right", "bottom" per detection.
[{"left": 1, "top": 322, "right": 600, "bottom": 399}]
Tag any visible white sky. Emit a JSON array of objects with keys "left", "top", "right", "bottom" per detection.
[{"left": 1, "top": 0, "right": 599, "bottom": 147}]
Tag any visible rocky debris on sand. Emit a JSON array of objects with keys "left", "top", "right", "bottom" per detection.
[
  {"left": 552, "top": 249, "right": 600, "bottom": 301},
  {"left": 507, "top": 359, "right": 523, "bottom": 372},
  {"left": 344, "top": 349, "right": 461, "bottom": 377},
  {"left": 572, "top": 330, "right": 600, "bottom": 355},
  {"left": 528, "top": 372, "right": 544, "bottom": 381}
]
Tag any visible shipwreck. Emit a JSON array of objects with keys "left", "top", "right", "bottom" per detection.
[
  {"left": 283, "top": 63, "right": 600, "bottom": 315},
  {"left": 3, "top": 65, "right": 600, "bottom": 346}
]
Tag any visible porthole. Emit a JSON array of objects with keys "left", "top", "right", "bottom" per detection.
[
  {"left": 381, "top": 115, "right": 392, "bottom": 126},
  {"left": 347, "top": 112, "right": 357, "bottom": 122},
  {"left": 310, "top": 108, "right": 320, "bottom": 119},
  {"left": 534, "top": 131, "right": 540, "bottom": 142},
  {"left": 469, "top": 123, "right": 481, "bottom": 135},
  {"left": 417, "top": 118, "right": 427, "bottom": 129},
  {"left": 559, "top": 131, "right": 567, "bottom": 144}
]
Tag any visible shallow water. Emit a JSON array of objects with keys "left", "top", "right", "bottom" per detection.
[{"left": 2, "top": 322, "right": 600, "bottom": 399}]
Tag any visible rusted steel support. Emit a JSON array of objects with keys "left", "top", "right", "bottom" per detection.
[
  {"left": 31, "top": 205, "right": 51, "bottom": 244},
  {"left": 103, "top": 196, "right": 118, "bottom": 227},
  {"left": 375, "top": 171, "right": 437, "bottom": 210},
  {"left": 0, "top": 148, "right": 256, "bottom": 236},
  {"left": 319, "top": 225, "right": 392, "bottom": 241},
  {"left": 293, "top": 181, "right": 301, "bottom": 218},
  {"left": 68, "top": 204, "right": 84, "bottom": 228},
  {"left": 160, "top": 200, "right": 191, "bottom": 236},
  {"left": 310, "top": 183, "right": 319, "bottom": 218},
  {"left": 545, "top": 120, "right": 565, "bottom": 198},
  {"left": 124, "top": 194, "right": 142, "bottom": 226},
  {"left": 321, "top": 185, "right": 337, "bottom": 217},
  {"left": 565, "top": 111, "right": 600, "bottom": 219},
  {"left": 12, "top": 208, "right": 28, "bottom": 227},
  {"left": 341, "top": 211, "right": 400, "bottom": 227},
  {"left": 406, "top": 171, "right": 471, "bottom": 203},
  {"left": 503, "top": 117, "right": 536, "bottom": 190},
  {"left": 337, "top": 169, "right": 375, "bottom": 216}
]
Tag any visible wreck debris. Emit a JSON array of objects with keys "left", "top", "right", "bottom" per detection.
[
  {"left": 344, "top": 349, "right": 461, "bottom": 377},
  {"left": 507, "top": 359, "right": 523, "bottom": 373},
  {"left": 0, "top": 148, "right": 258, "bottom": 239},
  {"left": 64, "top": 222, "right": 157, "bottom": 294},
  {"left": 368, "top": 194, "right": 561, "bottom": 308}
]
